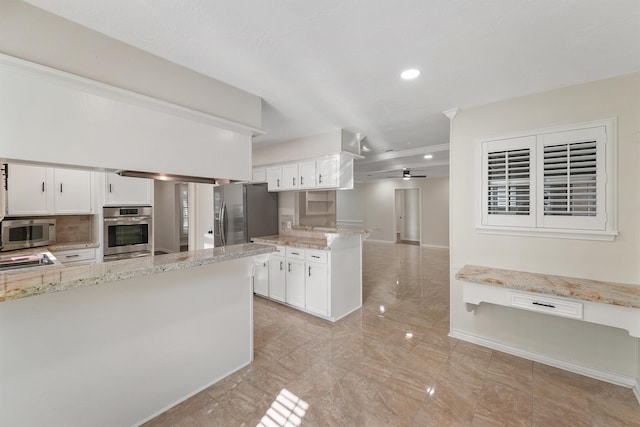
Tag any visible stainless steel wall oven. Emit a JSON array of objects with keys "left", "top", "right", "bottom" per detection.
[{"left": 103, "top": 206, "right": 152, "bottom": 261}]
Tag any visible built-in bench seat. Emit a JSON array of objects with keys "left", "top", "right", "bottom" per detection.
[{"left": 455, "top": 265, "right": 640, "bottom": 338}]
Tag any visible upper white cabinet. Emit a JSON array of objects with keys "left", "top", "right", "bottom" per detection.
[
  {"left": 53, "top": 168, "right": 92, "bottom": 214},
  {"left": 261, "top": 153, "right": 354, "bottom": 192},
  {"left": 282, "top": 164, "right": 299, "bottom": 190},
  {"left": 7, "top": 164, "right": 92, "bottom": 215},
  {"left": 266, "top": 167, "right": 283, "bottom": 191},
  {"left": 105, "top": 174, "right": 153, "bottom": 206},
  {"left": 298, "top": 161, "right": 316, "bottom": 189}
]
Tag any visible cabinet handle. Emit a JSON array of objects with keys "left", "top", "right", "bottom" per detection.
[
  {"left": 319, "top": 173, "right": 323, "bottom": 184},
  {"left": 308, "top": 266, "right": 311, "bottom": 277},
  {"left": 60, "top": 183, "right": 63, "bottom": 193},
  {"left": 300, "top": 176, "right": 303, "bottom": 186},
  {"left": 288, "top": 262, "right": 291, "bottom": 273},
  {"left": 277, "top": 178, "right": 280, "bottom": 187},
  {"left": 532, "top": 301, "right": 556, "bottom": 309},
  {"left": 311, "top": 255, "right": 320, "bottom": 259},
  {"left": 293, "top": 177, "right": 296, "bottom": 186},
  {"left": 42, "top": 182, "right": 45, "bottom": 192},
  {"left": 65, "top": 254, "right": 80, "bottom": 258},
  {"left": 280, "top": 261, "right": 283, "bottom": 271},
  {"left": 109, "top": 184, "right": 113, "bottom": 193}
]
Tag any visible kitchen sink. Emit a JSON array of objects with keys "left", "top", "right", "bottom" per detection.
[{"left": 0, "top": 252, "right": 58, "bottom": 271}]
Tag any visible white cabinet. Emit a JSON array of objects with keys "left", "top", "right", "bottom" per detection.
[
  {"left": 305, "top": 249, "right": 329, "bottom": 316},
  {"left": 52, "top": 247, "right": 96, "bottom": 266},
  {"left": 105, "top": 174, "right": 153, "bottom": 206},
  {"left": 253, "top": 258, "right": 269, "bottom": 297},
  {"left": 282, "top": 164, "right": 299, "bottom": 190},
  {"left": 317, "top": 156, "right": 339, "bottom": 188},
  {"left": 7, "top": 164, "right": 92, "bottom": 215},
  {"left": 286, "top": 258, "right": 305, "bottom": 308},
  {"left": 53, "top": 169, "right": 92, "bottom": 214},
  {"left": 266, "top": 167, "right": 283, "bottom": 192},
  {"left": 7, "top": 164, "right": 51, "bottom": 215},
  {"left": 298, "top": 161, "right": 316, "bottom": 189},
  {"left": 269, "top": 255, "right": 286, "bottom": 302},
  {"left": 263, "top": 153, "right": 354, "bottom": 192}
]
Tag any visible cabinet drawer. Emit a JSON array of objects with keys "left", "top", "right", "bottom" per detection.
[
  {"left": 510, "top": 292, "right": 583, "bottom": 319},
  {"left": 305, "top": 250, "right": 328, "bottom": 264},
  {"left": 272, "top": 245, "right": 286, "bottom": 256},
  {"left": 53, "top": 248, "right": 96, "bottom": 264},
  {"left": 285, "top": 247, "right": 305, "bottom": 259}
]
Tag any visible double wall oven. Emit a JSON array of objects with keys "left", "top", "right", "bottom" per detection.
[{"left": 103, "top": 206, "right": 152, "bottom": 261}]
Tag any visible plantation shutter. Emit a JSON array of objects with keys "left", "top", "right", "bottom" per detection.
[
  {"left": 537, "top": 127, "right": 606, "bottom": 230},
  {"left": 482, "top": 136, "right": 536, "bottom": 227}
]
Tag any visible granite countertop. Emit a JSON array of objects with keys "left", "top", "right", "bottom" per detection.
[
  {"left": 456, "top": 265, "right": 640, "bottom": 309},
  {"left": 252, "top": 235, "right": 329, "bottom": 250},
  {"left": 0, "top": 243, "right": 275, "bottom": 302},
  {"left": 47, "top": 241, "right": 100, "bottom": 251}
]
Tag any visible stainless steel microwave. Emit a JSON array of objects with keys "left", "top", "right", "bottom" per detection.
[{"left": 1, "top": 218, "right": 56, "bottom": 252}]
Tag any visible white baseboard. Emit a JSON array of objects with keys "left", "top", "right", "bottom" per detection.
[
  {"left": 450, "top": 329, "right": 640, "bottom": 404},
  {"left": 365, "top": 239, "right": 394, "bottom": 244},
  {"left": 421, "top": 244, "right": 449, "bottom": 250}
]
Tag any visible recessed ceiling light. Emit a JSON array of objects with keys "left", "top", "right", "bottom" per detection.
[
  {"left": 424, "top": 154, "right": 433, "bottom": 159},
  {"left": 400, "top": 69, "right": 421, "bottom": 80}
]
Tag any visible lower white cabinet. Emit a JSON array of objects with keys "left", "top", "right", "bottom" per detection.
[
  {"left": 269, "top": 255, "right": 286, "bottom": 302},
  {"left": 286, "top": 258, "right": 305, "bottom": 308},
  {"left": 253, "top": 258, "right": 269, "bottom": 297},
  {"left": 305, "top": 261, "right": 329, "bottom": 316},
  {"left": 52, "top": 248, "right": 96, "bottom": 266}
]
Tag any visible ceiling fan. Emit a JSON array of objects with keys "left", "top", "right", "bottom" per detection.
[{"left": 402, "top": 169, "right": 427, "bottom": 180}]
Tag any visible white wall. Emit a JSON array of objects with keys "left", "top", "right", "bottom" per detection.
[
  {"left": 403, "top": 188, "right": 420, "bottom": 241},
  {"left": 253, "top": 129, "right": 357, "bottom": 165},
  {"left": 450, "top": 73, "right": 640, "bottom": 382},
  {"left": 356, "top": 177, "right": 450, "bottom": 248},
  {"left": 336, "top": 188, "right": 364, "bottom": 225},
  {"left": 0, "top": 0, "right": 261, "bottom": 129}
]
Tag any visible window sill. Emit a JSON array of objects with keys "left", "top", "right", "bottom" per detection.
[{"left": 476, "top": 225, "right": 618, "bottom": 241}]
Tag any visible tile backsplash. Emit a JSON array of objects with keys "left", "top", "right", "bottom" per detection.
[{"left": 55, "top": 215, "right": 93, "bottom": 243}]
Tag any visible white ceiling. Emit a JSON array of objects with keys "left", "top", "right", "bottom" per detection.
[{"left": 22, "top": 0, "right": 640, "bottom": 182}]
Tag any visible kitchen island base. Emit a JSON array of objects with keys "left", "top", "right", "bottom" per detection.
[{"left": 0, "top": 257, "right": 256, "bottom": 427}]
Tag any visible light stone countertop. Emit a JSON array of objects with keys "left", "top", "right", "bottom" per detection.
[
  {"left": 0, "top": 243, "right": 275, "bottom": 302},
  {"left": 48, "top": 241, "right": 100, "bottom": 251},
  {"left": 456, "top": 265, "right": 640, "bottom": 309},
  {"left": 252, "top": 235, "right": 329, "bottom": 250}
]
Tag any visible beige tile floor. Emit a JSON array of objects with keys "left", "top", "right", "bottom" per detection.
[{"left": 145, "top": 242, "right": 640, "bottom": 426}]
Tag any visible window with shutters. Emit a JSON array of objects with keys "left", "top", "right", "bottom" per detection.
[{"left": 478, "top": 119, "right": 616, "bottom": 240}]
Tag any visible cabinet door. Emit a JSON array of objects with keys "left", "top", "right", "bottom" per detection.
[
  {"left": 105, "top": 174, "right": 153, "bottom": 206},
  {"left": 269, "top": 256, "right": 286, "bottom": 302},
  {"left": 285, "top": 258, "right": 305, "bottom": 308},
  {"left": 282, "top": 164, "right": 299, "bottom": 190},
  {"left": 317, "top": 157, "right": 339, "bottom": 188},
  {"left": 54, "top": 168, "right": 92, "bottom": 214},
  {"left": 7, "top": 164, "right": 52, "bottom": 215},
  {"left": 266, "top": 167, "right": 283, "bottom": 192},
  {"left": 253, "top": 259, "right": 269, "bottom": 297},
  {"left": 252, "top": 167, "right": 267, "bottom": 183},
  {"left": 305, "top": 262, "right": 329, "bottom": 316},
  {"left": 298, "top": 161, "right": 316, "bottom": 189}
]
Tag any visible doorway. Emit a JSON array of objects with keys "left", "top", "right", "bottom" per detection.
[
  {"left": 153, "top": 181, "right": 190, "bottom": 254},
  {"left": 394, "top": 188, "right": 421, "bottom": 245}
]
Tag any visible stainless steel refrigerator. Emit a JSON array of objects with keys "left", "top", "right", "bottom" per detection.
[{"left": 214, "top": 183, "right": 278, "bottom": 246}]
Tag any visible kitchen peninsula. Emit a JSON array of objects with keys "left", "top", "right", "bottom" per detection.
[
  {"left": 0, "top": 244, "right": 274, "bottom": 427},
  {"left": 252, "top": 226, "right": 368, "bottom": 321}
]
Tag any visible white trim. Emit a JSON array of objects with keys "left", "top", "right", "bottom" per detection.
[
  {"left": 0, "top": 52, "right": 264, "bottom": 137},
  {"left": 420, "top": 244, "right": 449, "bottom": 250},
  {"left": 449, "top": 330, "right": 639, "bottom": 396},
  {"left": 365, "top": 239, "right": 395, "bottom": 244},
  {"left": 476, "top": 226, "right": 618, "bottom": 241}
]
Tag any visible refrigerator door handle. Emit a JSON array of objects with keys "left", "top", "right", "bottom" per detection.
[{"left": 219, "top": 201, "right": 227, "bottom": 246}]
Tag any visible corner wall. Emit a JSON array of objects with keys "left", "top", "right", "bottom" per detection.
[{"left": 449, "top": 73, "right": 640, "bottom": 383}]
